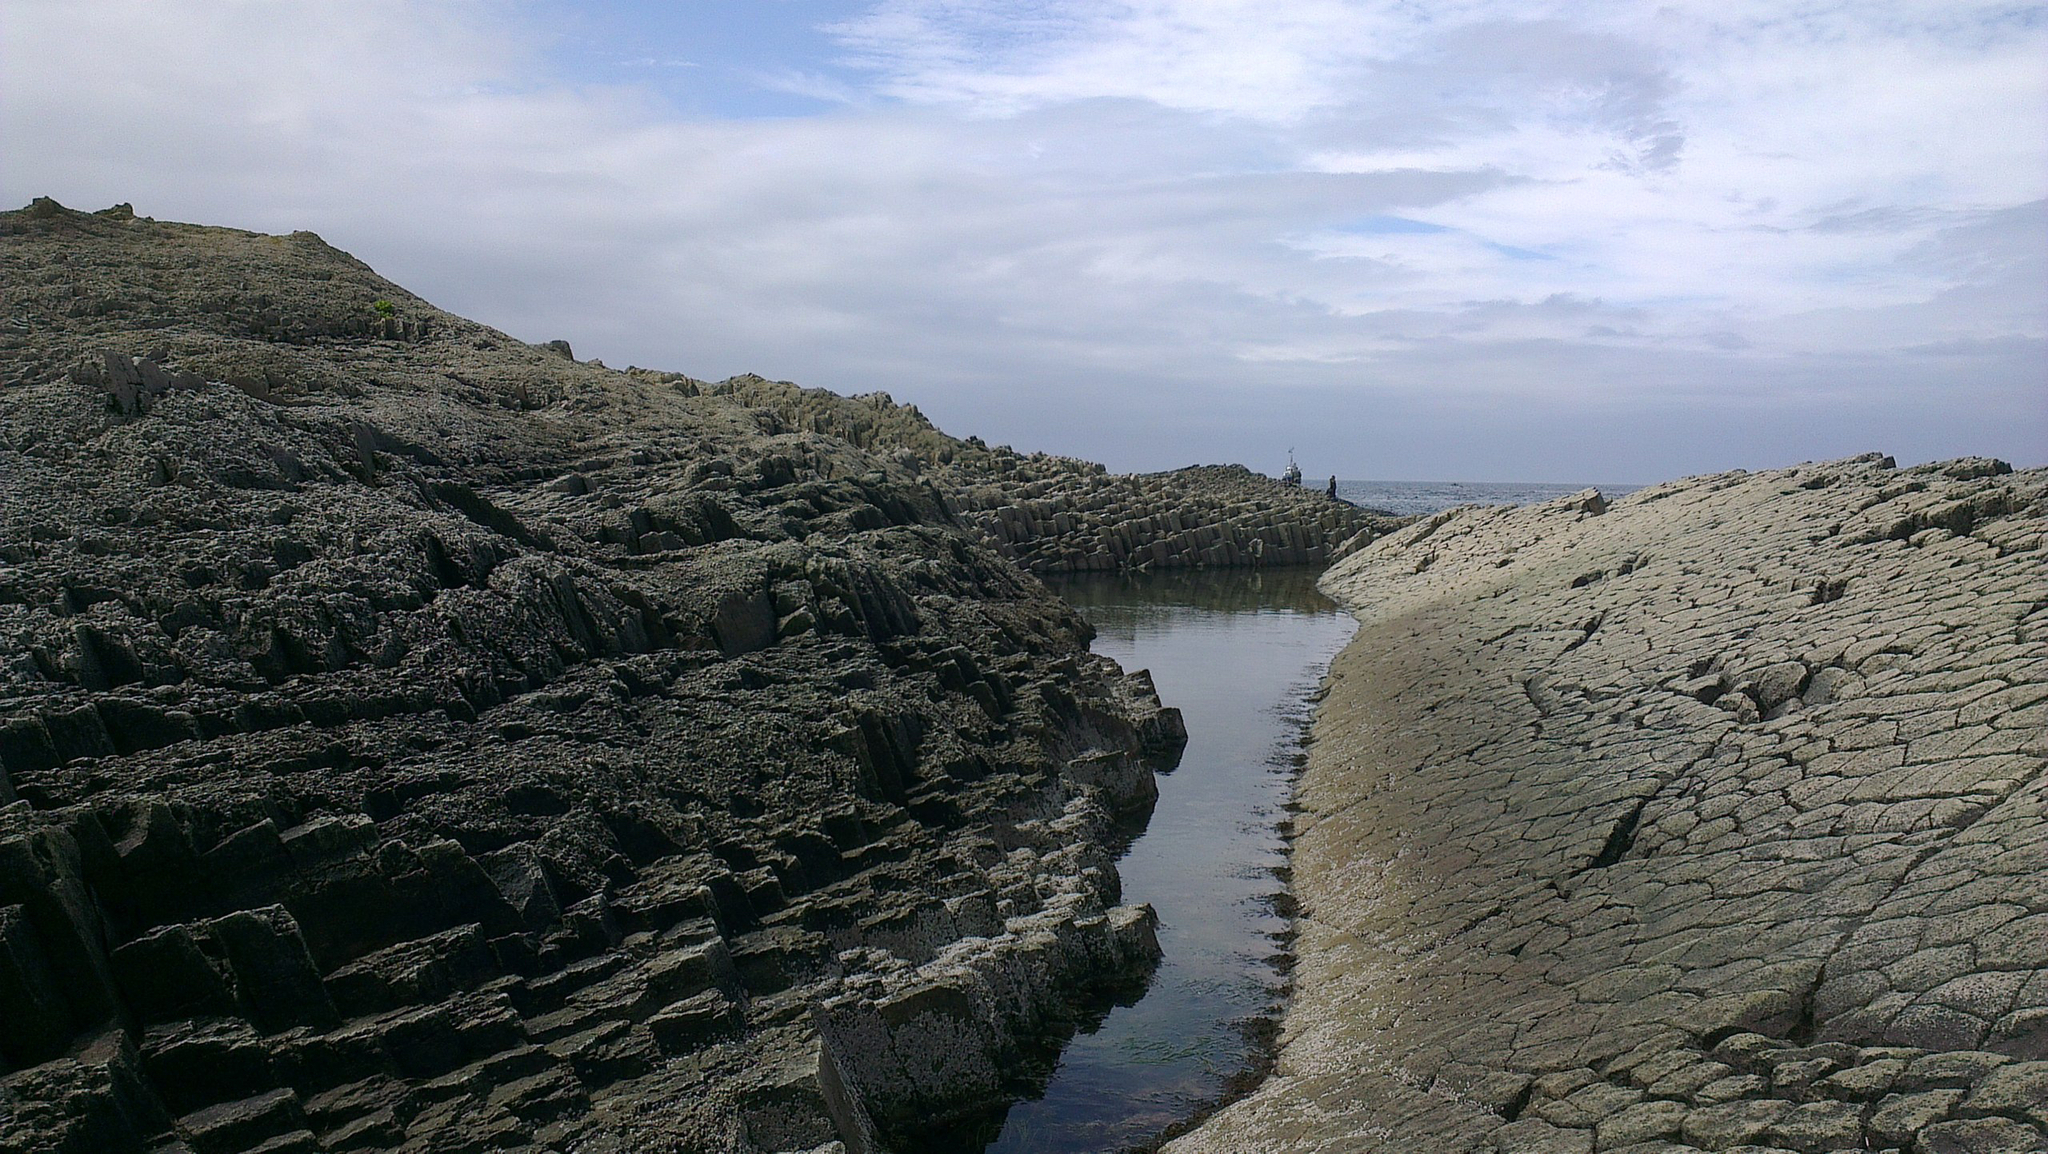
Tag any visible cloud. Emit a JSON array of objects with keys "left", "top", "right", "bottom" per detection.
[
  {"left": 749, "top": 68, "right": 864, "bottom": 104},
  {"left": 2, "top": 0, "right": 2042, "bottom": 481}
]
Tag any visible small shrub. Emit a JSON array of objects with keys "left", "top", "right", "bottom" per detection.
[{"left": 371, "top": 299, "right": 396, "bottom": 317}]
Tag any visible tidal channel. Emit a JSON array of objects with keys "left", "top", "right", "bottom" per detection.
[{"left": 973, "top": 566, "right": 1358, "bottom": 1152}]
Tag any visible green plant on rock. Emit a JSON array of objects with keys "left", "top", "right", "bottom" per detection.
[{"left": 371, "top": 299, "right": 396, "bottom": 317}]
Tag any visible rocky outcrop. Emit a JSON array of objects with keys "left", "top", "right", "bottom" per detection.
[
  {"left": 0, "top": 201, "right": 1215, "bottom": 1153},
  {"left": 1169, "top": 455, "right": 2048, "bottom": 1154},
  {"left": 634, "top": 374, "right": 1406, "bottom": 574},
  {"left": 937, "top": 462, "right": 1391, "bottom": 574}
]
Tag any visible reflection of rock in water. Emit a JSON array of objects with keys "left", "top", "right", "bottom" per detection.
[
  {"left": 953, "top": 571, "right": 1355, "bottom": 1154},
  {"left": 1045, "top": 566, "right": 1339, "bottom": 617},
  {"left": 897, "top": 964, "right": 1157, "bottom": 1152},
  {"left": 1172, "top": 456, "right": 2048, "bottom": 1154}
]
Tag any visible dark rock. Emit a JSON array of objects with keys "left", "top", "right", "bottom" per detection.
[
  {"left": 110, "top": 923, "right": 240, "bottom": 1025},
  {"left": 0, "top": 201, "right": 1375, "bottom": 1152},
  {"left": 175, "top": 1088, "right": 307, "bottom": 1154},
  {"left": 0, "top": 901, "right": 70, "bottom": 1066},
  {"left": 140, "top": 1017, "right": 276, "bottom": 1116},
  {"left": 207, "top": 906, "right": 337, "bottom": 1034}
]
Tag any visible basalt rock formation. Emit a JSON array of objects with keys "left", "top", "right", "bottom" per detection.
[
  {"left": 1169, "top": 455, "right": 2048, "bottom": 1154},
  {"left": 629, "top": 374, "right": 1403, "bottom": 573},
  {"left": 0, "top": 199, "right": 1294, "bottom": 1154}
]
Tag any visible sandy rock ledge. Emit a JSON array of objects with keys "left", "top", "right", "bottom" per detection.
[{"left": 1169, "top": 455, "right": 2048, "bottom": 1154}]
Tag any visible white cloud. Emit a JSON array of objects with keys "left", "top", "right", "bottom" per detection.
[{"left": 2, "top": 0, "right": 2042, "bottom": 480}]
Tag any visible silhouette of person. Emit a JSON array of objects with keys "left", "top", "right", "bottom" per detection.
[{"left": 1326, "top": 475, "right": 1338, "bottom": 500}]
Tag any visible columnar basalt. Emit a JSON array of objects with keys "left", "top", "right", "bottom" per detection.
[
  {"left": 0, "top": 201, "right": 1225, "bottom": 1154},
  {"left": 645, "top": 374, "right": 1405, "bottom": 574},
  {"left": 1169, "top": 456, "right": 2048, "bottom": 1154}
]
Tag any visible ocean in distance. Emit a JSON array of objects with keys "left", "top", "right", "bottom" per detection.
[{"left": 1335, "top": 478, "right": 1641, "bottom": 517}]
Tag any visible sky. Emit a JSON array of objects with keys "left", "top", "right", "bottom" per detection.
[{"left": 3, "top": 1, "right": 2044, "bottom": 482}]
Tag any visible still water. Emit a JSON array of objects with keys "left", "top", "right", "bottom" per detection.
[
  {"left": 1336, "top": 478, "right": 1640, "bottom": 516},
  {"left": 978, "top": 567, "right": 1357, "bottom": 1153}
]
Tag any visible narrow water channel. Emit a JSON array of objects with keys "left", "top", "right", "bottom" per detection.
[{"left": 980, "top": 566, "right": 1357, "bottom": 1153}]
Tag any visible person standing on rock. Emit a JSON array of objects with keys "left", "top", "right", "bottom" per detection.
[{"left": 1326, "top": 475, "right": 1338, "bottom": 500}]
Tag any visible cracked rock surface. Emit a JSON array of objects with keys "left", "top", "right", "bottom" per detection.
[
  {"left": 1169, "top": 455, "right": 2048, "bottom": 1154},
  {"left": 0, "top": 200, "right": 1238, "bottom": 1154}
]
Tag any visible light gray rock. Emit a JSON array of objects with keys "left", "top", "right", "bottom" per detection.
[{"left": 1170, "top": 457, "right": 2048, "bottom": 1154}]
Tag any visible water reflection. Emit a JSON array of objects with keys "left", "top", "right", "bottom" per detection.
[
  {"left": 954, "top": 567, "right": 1357, "bottom": 1153},
  {"left": 1051, "top": 566, "right": 1332, "bottom": 616}
]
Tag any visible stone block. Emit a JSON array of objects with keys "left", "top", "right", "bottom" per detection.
[
  {"left": 0, "top": 1028, "right": 169, "bottom": 1153},
  {"left": 1682, "top": 1100, "right": 1794, "bottom": 1148},
  {"left": 735, "top": 1026, "right": 877, "bottom": 1154},
  {"left": 208, "top": 906, "right": 337, "bottom": 1034},
  {"left": 111, "top": 923, "right": 239, "bottom": 1026},
  {"left": 1595, "top": 1099, "right": 1689, "bottom": 1147},
  {"left": 376, "top": 1004, "right": 464, "bottom": 1080},
  {"left": 141, "top": 1018, "right": 277, "bottom": 1117},
  {"left": 322, "top": 925, "right": 494, "bottom": 1018},
  {"left": 542, "top": 1019, "right": 656, "bottom": 1088},
  {"left": 1898, "top": 1052, "right": 2013, "bottom": 1092},
  {"left": 176, "top": 1088, "right": 307, "bottom": 1154},
  {"left": 1487, "top": 1118, "right": 1594, "bottom": 1153},
  {"left": 0, "top": 830, "right": 121, "bottom": 1036},
  {"left": 1872, "top": 1089, "right": 1965, "bottom": 1145},
  {"left": 1959, "top": 1061, "right": 2048, "bottom": 1128},
  {"left": 1913, "top": 1116, "right": 2046, "bottom": 1154},
  {"left": 0, "top": 901, "right": 70, "bottom": 1067},
  {"left": 264, "top": 1021, "right": 393, "bottom": 1095},
  {"left": 647, "top": 989, "right": 745, "bottom": 1054}
]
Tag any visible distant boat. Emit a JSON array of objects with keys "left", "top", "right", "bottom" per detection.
[{"left": 1282, "top": 449, "right": 1302, "bottom": 487}]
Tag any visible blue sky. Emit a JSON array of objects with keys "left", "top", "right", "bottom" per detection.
[
  {"left": 4, "top": 1, "right": 2043, "bottom": 481},
  {"left": 532, "top": 1, "right": 874, "bottom": 116}
]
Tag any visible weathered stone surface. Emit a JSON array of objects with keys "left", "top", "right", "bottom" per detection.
[
  {"left": 1959, "top": 1061, "right": 2048, "bottom": 1128},
  {"left": 1172, "top": 457, "right": 2048, "bottom": 1154},
  {"left": 0, "top": 202, "right": 1351, "bottom": 1151},
  {"left": 1914, "top": 1116, "right": 2046, "bottom": 1154}
]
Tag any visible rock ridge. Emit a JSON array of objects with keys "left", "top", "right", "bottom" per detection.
[
  {"left": 627, "top": 372, "right": 1407, "bottom": 573},
  {"left": 1168, "top": 454, "right": 2048, "bottom": 1153}
]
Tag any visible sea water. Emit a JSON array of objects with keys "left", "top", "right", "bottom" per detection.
[
  {"left": 1336, "top": 478, "right": 1639, "bottom": 516},
  {"left": 947, "top": 482, "right": 1630, "bottom": 1152},
  {"left": 963, "top": 568, "right": 1355, "bottom": 1153}
]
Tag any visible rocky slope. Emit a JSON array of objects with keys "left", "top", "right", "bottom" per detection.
[
  {"left": 0, "top": 199, "right": 1368, "bottom": 1154},
  {"left": 1168, "top": 455, "right": 2048, "bottom": 1154},
  {"left": 630, "top": 374, "right": 1403, "bottom": 573}
]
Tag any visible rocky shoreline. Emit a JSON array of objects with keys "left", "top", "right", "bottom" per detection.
[
  {"left": 0, "top": 201, "right": 1376, "bottom": 1154},
  {"left": 632, "top": 373, "right": 1405, "bottom": 574},
  {"left": 1168, "top": 456, "right": 2048, "bottom": 1154}
]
